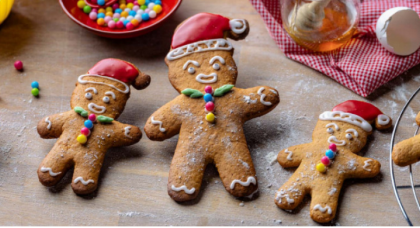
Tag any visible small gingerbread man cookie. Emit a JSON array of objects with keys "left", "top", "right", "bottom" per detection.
[
  {"left": 392, "top": 111, "right": 420, "bottom": 166},
  {"left": 275, "top": 100, "right": 391, "bottom": 223},
  {"left": 144, "top": 13, "right": 280, "bottom": 201},
  {"left": 37, "top": 58, "right": 150, "bottom": 195}
]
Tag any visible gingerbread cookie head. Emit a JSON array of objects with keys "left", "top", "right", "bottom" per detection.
[
  {"left": 165, "top": 13, "right": 249, "bottom": 92},
  {"left": 70, "top": 58, "right": 151, "bottom": 119},
  {"left": 316, "top": 100, "right": 392, "bottom": 153}
]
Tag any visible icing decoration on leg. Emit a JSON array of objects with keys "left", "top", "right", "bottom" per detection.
[
  {"left": 73, "top": 177, "right": 95, "bottom": 185},
  {"left": 230, "top": 176, "right": 257, "bottom": 190},
  {"left": 313, "top": 204, "right": 332, "bottom": 215},
  {"left": 40, "top": 167, "right": 62, "bottom": 177},
  {"left": 171, "top": 185, "right": 196, "bottom": 194}
]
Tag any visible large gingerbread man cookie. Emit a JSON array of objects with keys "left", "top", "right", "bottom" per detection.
[
  {"left": 275, "top": 100, "right": 392, "bottom": 223},
  {"left": 392, "top": 111, "right": 420, "bottom": 166},
  {"left": 37, "top": 58, "right": 150, "bottom": 195},
  {"left": 144, "top": 13, "right": 280, "bottom": 201}
]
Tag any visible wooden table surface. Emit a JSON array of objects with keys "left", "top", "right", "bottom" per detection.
[{"left": 1, "top": 0, "right": 420, "bottom": 226}]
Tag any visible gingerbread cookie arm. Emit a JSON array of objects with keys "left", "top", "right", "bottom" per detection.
[
  {"left": 235, "top": 87, "right": 280, "bottom": 120},
  {"left": 144, "top": 96, "right": 183, "bottom": 141},
  {"left": 108, "top": 121, "right": 142, "bottom": 147},
  {"left": 392, "top": 134, "right": 420, "bottom": 166},
  {"left": 277, "top": 143, "right": 311, "bottom": 168},
  {"left": 37, "top": 111, "right": 72, "bottom": 139},
  {"left": 344, "top": 154, "right": 381, "bottom": 178}
]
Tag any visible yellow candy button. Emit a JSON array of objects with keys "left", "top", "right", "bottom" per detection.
[
  {"left": 316, "top": 163, "right": 326, "bottom": 173},
  {"left": 77, "top": 134, "right": 87, "bottom": 144},
  {"left": 206, "top": 113, "right": 215, "bottom": 122}
]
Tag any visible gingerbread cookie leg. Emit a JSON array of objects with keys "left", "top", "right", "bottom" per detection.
[
  {"left": 309, "top": 187, "right": 339, "bottom": 223},
  {"left": 37, "top": 144, "right": 74, "bottom": 186},
  {"left": 214, "top": 142, "right": 258, "bottom": 198},
  {"left": 167, "top": 143, "right": 207, "bottom": 201},
  {"left": 274, "top": 174, "right": 309, "bottom": 210},
  {"left": 71, "top": 152, "right": 105, "bottom": 195}
]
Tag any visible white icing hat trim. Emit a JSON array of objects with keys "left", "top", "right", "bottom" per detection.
[
  {"left": 78, "top": 74, "right": 130, "bottom": 94},
  {"left": 319, "top": 111, "right": 373, "bottom": 132},
  {"left": 377, "top": 114, "right": 390, "bottom": 126},
  {"left": 229, "top": 19, "right": 247, "bottom": 34},
  {"left": 167, "top": 38, "right": 233, "bottom": 61}
]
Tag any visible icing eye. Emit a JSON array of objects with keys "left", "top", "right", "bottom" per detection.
[
  {"left": 188, "top": 67, "right": 195, "bottom": 74},
  {"left": 85, "top": 92, "right": 92, "bottom": 100},
  {"left": 346, "top": 133, "right": 353, "bottom": 140},
  {"left": 213, "top": 63, "right": 220, "bottom": 70},
  {"left": 103, "top": 96, "right": 110, "bottom": 103},
  {"left": 327, "top": 128, "right": 334, "bottom": 134}
]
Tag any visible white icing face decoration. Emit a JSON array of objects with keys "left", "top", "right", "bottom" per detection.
[
  {"left": 324, "top": 122, "right": 362, "bottom": 148},
  {"left": 182, "top": 56, "right": 226, "bottom": 84},
  {"left": 85, "top": 87, "right": 97, "bottom": 100},
  {"left": 84, "top": 89, "right": 118, "bottom": 114},
  {"left": 103, "top": 91, "right": 116, "bottom": 104}
]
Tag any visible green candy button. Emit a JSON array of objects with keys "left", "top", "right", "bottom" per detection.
[{"left": 31, "top": 88, "right": 39, "bottom": 97}]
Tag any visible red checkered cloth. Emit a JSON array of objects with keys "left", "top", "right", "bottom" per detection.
[{"left": 250, "top": 0, "right": 420, "bottom": 97}]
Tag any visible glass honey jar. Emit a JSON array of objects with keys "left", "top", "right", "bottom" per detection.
[{"left": 281, "top": 0, "right": 360, "bottom": 52}]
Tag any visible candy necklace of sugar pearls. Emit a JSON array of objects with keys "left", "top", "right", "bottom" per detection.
[
  {"left": 203, "top": 86, "right": 216, "bottom": 122},
  {"left": 316, "top": 143, "right": 337, "bottom": 173},
  {"left": 77, "top": 0, "right": 163, "bottom": 30},
  {"left": 74, "top": 107, "right": 114, "bottom": 144}
]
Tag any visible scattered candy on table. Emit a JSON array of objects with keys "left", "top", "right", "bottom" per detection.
[
  {"left": 31, "top": 88, "right": 39, "bottom": 97},
  {"left": 317, "top": 143, "right": 337, "bottom": 173},
  {"left": 14, "top": 60, "right": 23, "bottom": 71},
  {"left": 31, "top": 81, "right": 39, "bottom": 89},
  {"left": 77, "top": 0, "right": 163, "bottom": 30}
]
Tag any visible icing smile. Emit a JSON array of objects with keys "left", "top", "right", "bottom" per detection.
[
  {"left": 196, "top": 73, "right": 217, "bottom": 83},
  {"left": 88, "top": 103, "right": 106, "bottom": 114},
  {"left": 327, "top": 136, "right": 346, "bottom": 146}
]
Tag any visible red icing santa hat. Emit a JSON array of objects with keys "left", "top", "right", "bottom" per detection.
[
  {"left": 78, "top": 58, "right": 150, "bottom": 93},
  {"left": 319, "top": 100, "right": 391, "bottom": 132},
  {"left": 166, "top": 13, "right": 249, "bottom": 60}
]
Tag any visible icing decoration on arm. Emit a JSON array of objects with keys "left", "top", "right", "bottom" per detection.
[
  {"left": 257, "top": 87, "right": 272, "bottom": 106},
  {"left": 151, "top": 116, "right": 166, "bottom": 132},
  {"left": 377, "top": 114, "right": 390, "bottom": 125},
  {"left": 196, "top": 73, "right": 218, "bottom": 84},
  {"left": 270, "top": 89, "right": 278, "bottom": 94},
  {"left": 313, "top": 204, "right": 332, "bottom": 215},
  {"left": 243, "top": 95, "right": 257, "bottom": 104},
  {"left": 78, "top": 74, "right": 129, "bottom": 94},
  {"left": 319, "top": 111, "right": 372, "bottom": 132},
  {"left": 74, "top": 106, "right": 88, "bottom": 117},
  {"left": 363, "top": 159, "right": 372, "bottom": 172},
  {"left": 40, "top": 167, "right": 61, "bottom": 177},
  {"left": 284, "top": 148, "right": 293, "bottom": 161},
  {"left": 275, "top": 189, "right": 295, "bottom": 204},
  {"left": 105, "top": 91, "right": 116, "bottom": 100},
  {"left": 97, "top": 115, "right": 114, "bottom": 123},
  {"left": 182, "top": 89, "right": 203, "bottom": 98},
  {"left": 45, "top": 117, "right": 52, "bottom": 130},
  {"left": 214, "top": 84, "right": 234, "bottom": 97},
  {"left": 73, "top": 177, "right": 95, "bottom": 185},
  {"left": 229, "top": 19, "right": 247, "bottom": 34},
  {"left": 209, "top": 56, "right": 226, "bottom": 65},
  {"left": 345, "top": 129, "right": 359, "bottom": 139},
  {"left": 124, "top": 126, "right": 132, "bottom": 138},
  {"left": 88, "top": 103, "right": 106, "bottom": 114},
  {"left": 183, "top": 60, "right": 200, "bottom": 70},
  {"left": 230, "top": 176, "right": 256, "bottom": 189},
  {"left": 85, "top": 87, "right": 98, "bottom": 94},
  {"left": 171, "top": 185, "right": 196, "bottom": 194}
]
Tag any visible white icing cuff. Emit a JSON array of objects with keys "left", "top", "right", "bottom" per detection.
[
  {"left": 319, "top": 111, "right": 372, "bottom": 132},
  {"left": 230, "top": 176, "right": 257, "bottom": 190},
  {"left": 171, "top": 185, "right": 195, "bottom": 194},
  {"left": 40, "top": 167, "right": 61, "bottom": 177},
  {"left": 167, "top": 39, "right": 233, "bottom": 61},
  {"left": 73, "top": 177, "right": 95, "bottom": 185},
  {"left": 313, "top": 204, "right": 332, "bottom": 215}
]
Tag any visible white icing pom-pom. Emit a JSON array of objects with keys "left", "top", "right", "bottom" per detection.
[
  {"left": 229, "top": 19, "right": 247, "bottom": 34},
  {"left": 149, "top": 10, "right": 157, "bottom": 18}
]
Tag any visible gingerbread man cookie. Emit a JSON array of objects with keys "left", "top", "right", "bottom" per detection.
[
  {"left": 37, "top": 58, "right": 150, "bottom": 195},
  {"left": 144, "top": 13, "right": 280, "bottom": 201},
  {"left": 275, "top": 100, "right": 392, "bottom": 223},
  {"left": 392, "top": 111, "right": 420, "bottom": 166}
]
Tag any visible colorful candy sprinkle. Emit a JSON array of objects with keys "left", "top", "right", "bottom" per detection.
[
  {"left": 31, "top": 81, "right": 39, "bottom": 89},
  {"left": 203, "top": 93, "right": 213, "bottom": 103},
  {"left": 316, "top": 163, "right": 326, "bottom": 173},
  {"left": 81, "top": 0, "right": 163, "bottom": 29},
  {"left": 31, "top": 88, "right": 39, "bottom": 97},
  {"left": 81, "top": 127, "right": 90, "bottom": 136},
  {"left": 84, "top": 120, "right": 94, "bottom": 129},
  {"left": 205, "top": 101, "right": 214, "bottom": 112},
  {"left": 88, "top": 114, "right": 97, "bottom": 121},
  {"left": 77, "top": 134, "right": 88, "bottom": 144},
  {"left": 321, "top": 156, "right": 330, "bottom": 166},
  {"left": 14, "top": 60, "right": 23, "bottom": 71},
  {"left": 317, "top": 143, "right": 337, "bottom": 173},
  {"left": 206, "top": 112, "right": 215, "bottom": 122}
]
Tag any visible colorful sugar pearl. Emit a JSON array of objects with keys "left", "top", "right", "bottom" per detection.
[
  {"left": 317, "top": 143, "right": 337, "bottom": 173},
  {"left": 77, "top": 134, "right": 88, "bottom": 144},
  {"left": 81, "top": 127, "right": 90, "bottom": 136},
  {"left": 14, "top": 60, "right": 23, "bottom": 71},
  {"left": 206, "top": 112, "right": 215, "bottom": 122},
  {"left": 88, "top": 114, "right": 97, "bottom": 121},
  {"left": 203, "top": 93, "right": 213, "bottom": 102},
  {"left": 80, "top": 0, "right": 162, "bottom": 29},
  {"left": 204, "top": 86, "right": 213, "bottom": 94},
  {"left": 31, "top": 81, "right": 39, "bottom": 89},
  {"left": 205, "top": 101, "right": 214, "bottom": 112},
  {"left": 31, "top": 88, "right": 39, "bottom": 97},
  {"left": 84, "top": 120, "right": 94, "bottom": 129}
]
